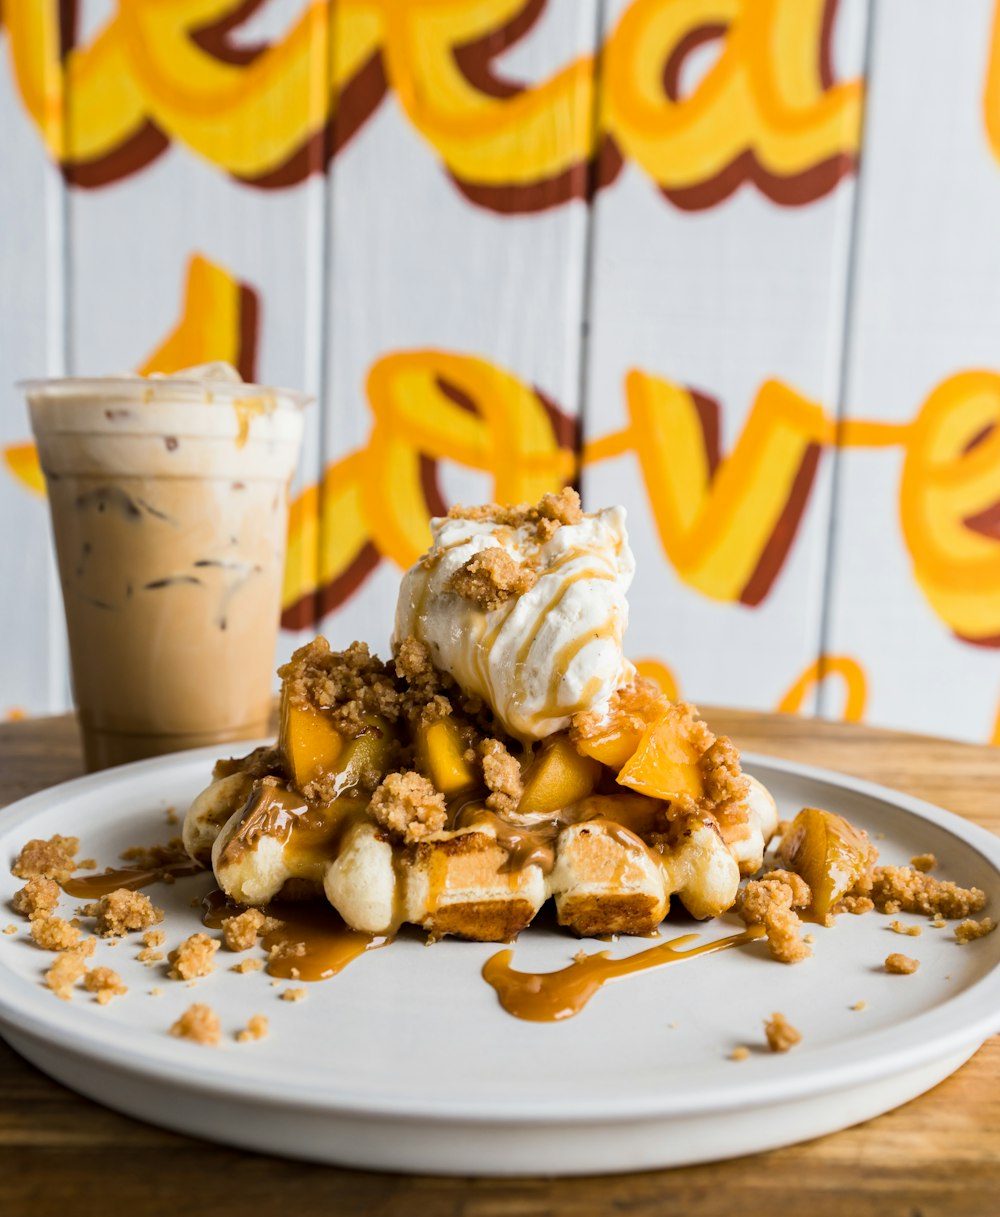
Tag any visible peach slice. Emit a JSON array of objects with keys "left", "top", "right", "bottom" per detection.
[
  {"left": 415, "top": 717, "right": 478, "bottom": 797},
  {"left": 571, "top": 680, "right": 670, "bottom": 772},
  {"left": 519, "top": 735, "right": 602, "bottom": 816},
  {"left": 279, "top": 691, "right": 345, "bottom": 790},
  {"left": 777, "top": 806, "right": 876, "bottom": 919},
  {"left": 616, "top": 705, "right": 704, "bottom": 801}
]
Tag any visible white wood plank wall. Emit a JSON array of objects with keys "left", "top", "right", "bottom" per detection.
[{"left": 2, "top": 0, "right": 1000, "bottom": 746}]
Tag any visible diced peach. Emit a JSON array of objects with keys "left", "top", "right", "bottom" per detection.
[
  {"left": 519, "top": 735, "right": 602, "bottom": 816},
  {"left": 279, "top": 691, "right": 344, "bottom": 790},
  {"left": 570, "top": 680, "right": 670, "bottom": 773},
  {"left": 777, "top": 807, "right": 875, "bottom": 919},
  {"left": 415, "top": 717, "right": 478, "bottom": 797},
  {"left": 335, "top": 715, "right": 397, "bottom": 794},
  {"left": 616, "top": 706, "right": 704, "bottom": 801}
]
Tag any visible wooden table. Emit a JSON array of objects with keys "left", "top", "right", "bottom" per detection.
[{"left": 2, "top": 711, "right": 999, "bottom": 1217}]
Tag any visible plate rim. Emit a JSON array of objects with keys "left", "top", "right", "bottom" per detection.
[{"left": 1, "top": 743, "right": 999, "bottom": 1125}]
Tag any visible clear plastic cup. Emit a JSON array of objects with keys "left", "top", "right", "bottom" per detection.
[{"left": 23, "top": 373, "right": 310, "bottom": 771}]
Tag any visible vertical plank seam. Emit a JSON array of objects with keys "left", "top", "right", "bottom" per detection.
[
  {"left": 575, "top": 0, "right": 609, "bottom": 503},
  {"left": 815, "top": 0, "right": 880, "bottom": 721}
]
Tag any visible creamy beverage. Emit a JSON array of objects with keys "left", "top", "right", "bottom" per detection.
[{"left": 24, "top": 366, "right": 308, "bottom": 770}]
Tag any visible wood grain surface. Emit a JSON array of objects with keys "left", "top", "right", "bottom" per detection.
[{"left": 1, "top": 711, "right": 999, "bottom": 1217}]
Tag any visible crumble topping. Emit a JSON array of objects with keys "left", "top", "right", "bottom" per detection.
[
  {"left": 860, "top": 867, "right": 985, "bottom": 918},
  {"left": 280, "top": 987, "right": 307, "bottom": 1002},
  {"left": 168, "top": 932, "right": 220, "bottom": 980},
  {"left": 45, "top": 951, "right": 89, "bottom": 1000},
  {"left": 759, "top": 869, "right": 812, "bottom": 908},
  {"left": 11, "top": 834, "right": 79, "bottom": 883},
  {"left": 729, "top": 1046, "right": 750, "bottom": 1061},
  {"left": 480, "top": 739, "right": 524, "bottom": 814},
  {"left": 889, "top": 920, "right": 922, "bottom": 937},
  {"left": 30, "top": 914, "right": 83, "bottom": 952},
  {"left": 910, "top": 853, "right": 936, "bottom": 872},
  {"left": 83, "top": 966, "right": 127, "bottom": 1004},
  {"left": 764, "top": 1012, "right": 802, "bottom": 1052},
  {"left": 700, "top": 736, "right": 750, "bottom": 822},
  {"left": 236, "top": 1014, "right": 269, "bottom": 1043},
  {"left": 278, "top": 637, "right": 401, "bottom": 732},
  {"left": 368, "top": 771, "right": 447, "bottom": 843},
  {"left": 850, "top": 1000, "right": 867, "bottom": 1011},
  {"left": 138, "top": 928, "right": 166, "bottom": 964},
  {"left": 762, "top": 906, "right": 812, "bottom": 965},
  {"left": 831, "top": 895, "right": 875, "bottom": 915},
  {"left": 232, "top": 958, "right": 264, "bottom": 974},
  {"left": 570, "top": 678, "right": 664, "bottom": 744},
  {"left": 11, "top": 875, "right": 61, "bottom": 918},
  {"left": 86, "top": 889, "right": 163, "bottom": 937},
  {"left": 446, "top": 487, "right": 584, "bottom": 540},
  {"left": 169, "top": 1003, "right": 221, "bottom": 1045},
  {"left": 885, "top": 952, "right": 919, "bottom": 974},
  {"left": 955, "top": 916, "right": 997, "bottom": 944},
  {"left": 2, "top": 925, "right": 15, "bottom": 935},
  {"left": 447, "top": 548, "right": 539, "bottom": 611},
  {"left": 223, "top": 907, "right": 282, "bottom": 952}
]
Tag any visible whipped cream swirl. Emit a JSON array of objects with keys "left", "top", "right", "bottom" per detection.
[{"left": 393, "top": 505, "right": 636, "bottom": 741}]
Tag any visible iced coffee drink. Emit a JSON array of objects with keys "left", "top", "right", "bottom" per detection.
[{"left": 24, "top": 365, "right": 308, "bottom": 771}]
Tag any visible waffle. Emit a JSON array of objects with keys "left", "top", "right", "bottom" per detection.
[{"left": 183, "top": 689, "right": 778, "bottom": 941}]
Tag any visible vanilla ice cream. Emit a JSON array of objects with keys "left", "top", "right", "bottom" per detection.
[{"left": 393, "top": 497, "right": 636, "bottom": 741}]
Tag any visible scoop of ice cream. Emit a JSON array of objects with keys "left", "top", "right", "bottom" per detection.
[{"left": 392, "top": 495, "right": 636, "bottom": 741}]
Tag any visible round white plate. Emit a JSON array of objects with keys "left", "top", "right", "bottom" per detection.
[{"left": 1, "top": 747, "right": 999, "bottom": 1176}]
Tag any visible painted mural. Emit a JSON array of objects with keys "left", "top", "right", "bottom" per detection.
[{"left": 3, "top": 0, "right": 1000, "bottom": 746}]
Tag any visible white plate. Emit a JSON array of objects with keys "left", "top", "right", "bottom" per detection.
[{"left": 1, "top": 747, "right": 999, "bottom": 1176}]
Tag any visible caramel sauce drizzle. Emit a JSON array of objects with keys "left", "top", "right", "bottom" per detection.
[
  {"left": 202, "top": 888, "right": 389, "bottom": 981},
  {"left": 61, "top": 858, "right": 203, "bottom": 898},
  {"left": 482, "top": 926, "right": 766, "bottom": 1022}
]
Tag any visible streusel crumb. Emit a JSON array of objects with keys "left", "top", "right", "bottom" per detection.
[
  {"left": 700, "top": 736, "right": 750, "bottom": 822},
  {"left": 11, "top": 835, "right": 78, "bottom": 883},
  {"left": 910, "top": 853, "right": 936, "bottom": 872},
  {"left": 729, "top": 1046, "right": 750, "bottom": 1061},
  {"left": 45, "top": 951, "right": 89, "bottom": 1000},
  {"left": 280, "top": 987, "right": 307, "bottom": 1002},
  {"left": 889, "top": 920, "right": 922, "bottom": 937},
  {"left": 169, "top": 1003, "right": 221, "bottom": 1045},
  {"left": 447, "top": 548, "right": 539, "bottom": 611},
  {"left": 738, "top": 880, "right": 810, "bottom": 961},
  {"left": 232, "top": 958, "right": 264, "bottom": 974},
  {"left": 236, "top": 1014, "right": 269, "bottom": 1043},
  {"left": 865, "top": 867, "right": 985, "bottom": 918},
  {"left": 168, "top": 932, "right": 220, "bottom": 980},
  {"left": 885, "top": 952, "right": 919, "bottom": 974},
  {"left": 764, "top": 1012, "right": 802, "bottom": 1052},
  {"left": 480, "top": 738, "right": 524, "bottom": 814},
  {"left": 955, "top": 917, "right": 997, "bottom": 944},
  {"left": 368, "top": 771, "right": 447, "bottom": 843},
  {"left": 222, "top": 907, "right": 282, "bottom": 952},
  {"left": 2, "top": 925, "right": 16, "bottom": 935},
  {"left": 763, "top": 906, "right": 811, "bottom": 964},
  {"left": 11, "top": 875, "right": 61, "bottom": 918},
  {"left": 30, "top": 914, "right": 82, "bottom": 952},
  {"left": 759, "top": 870, "right": 812, "bottom": 909},
  {"left": 831, "top": 895, "right": 875, "bottom": 916},
  {"left": 446, "top": 487, "right": 583, "bottom": 539},
  {"left": 90, "top": 888, "right": 163, "bottom": 937},
  {"left": 850, "top": 1001, "right": 867, "bottom": 1011},
  {"left": 84, "top": 966, "right": 127, "bottom": 1004}
]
